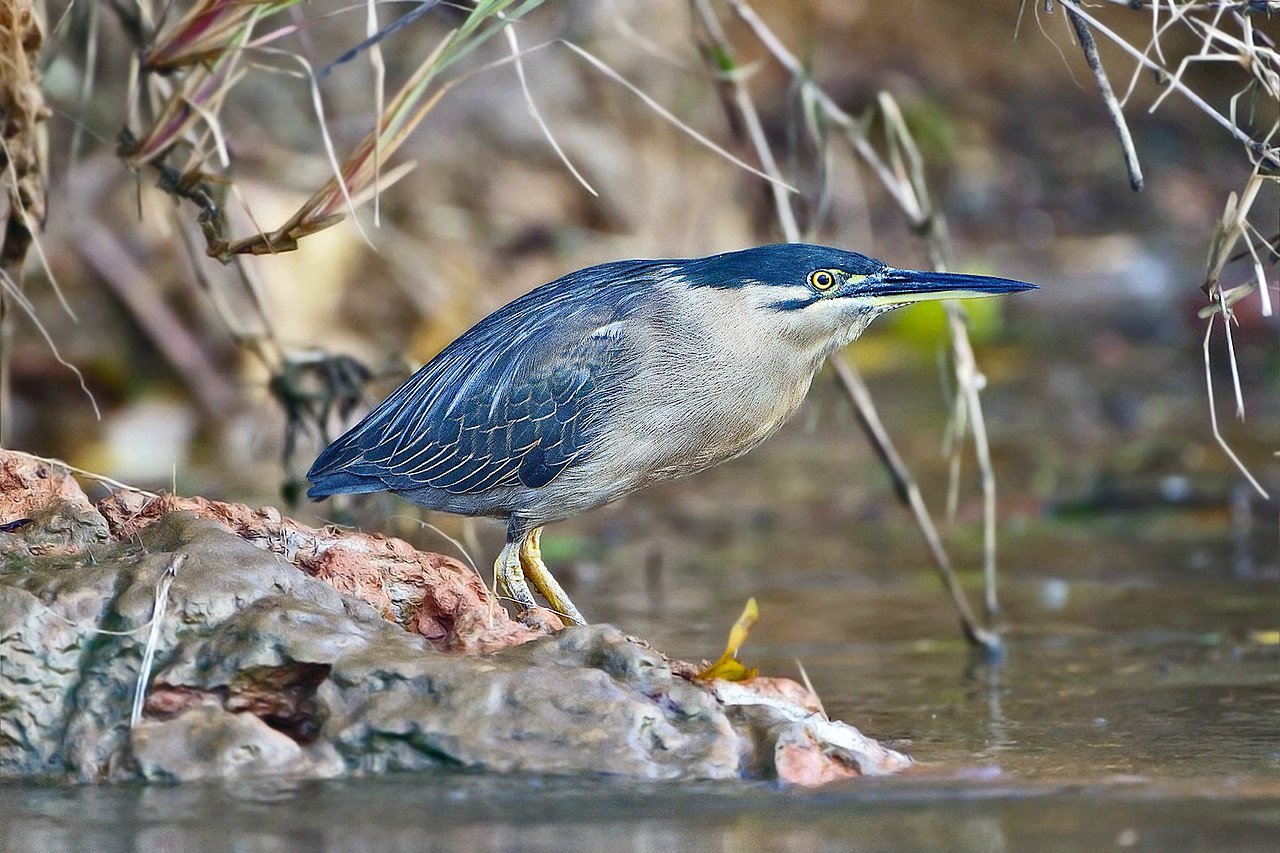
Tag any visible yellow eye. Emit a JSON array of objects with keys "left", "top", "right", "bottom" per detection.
[{"left": 809, "top": 269, "right": 836, "bottom": 291}]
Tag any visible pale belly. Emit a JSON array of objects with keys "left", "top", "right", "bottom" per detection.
[
  {"left": 541, "top": 355, "right": 819, "bottom": 518},
  {"left": 499, "top": 298, "right": 841, "bottom": 526}
]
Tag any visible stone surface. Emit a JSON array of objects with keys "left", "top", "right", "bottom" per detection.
[
  {"left": 0, "top": 451, "right": 109, "bottom": 556},
  {"left": 0, "top": 449, "right": 911, "bottom": 784},
  {"left": 132, "top": 703, "right": 346, "bottom": 782}
]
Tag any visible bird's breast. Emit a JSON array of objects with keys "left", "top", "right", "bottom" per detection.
[
  {"left": 590, "top": 299, "right": 824, "bottom": 491},
  {"left": 659, "top": 348, "right": 815, "bottom": 471}
]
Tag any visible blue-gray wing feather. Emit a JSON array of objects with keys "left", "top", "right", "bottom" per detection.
[{"left": 307, "top": 260, "right": 666, "bottom": 499}]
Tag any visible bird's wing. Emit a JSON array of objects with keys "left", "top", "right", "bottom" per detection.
[{"left": 308, "top": 265, "right": 661, "bottom": 496}]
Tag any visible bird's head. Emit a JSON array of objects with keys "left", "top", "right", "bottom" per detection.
[{"left": 678, "top": 243, "right": 1037, "bottom": 355}]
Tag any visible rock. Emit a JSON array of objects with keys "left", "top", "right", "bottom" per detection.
[
  {"left": 0, "top": 451, "right": 108, "bottom": 555},
  {"left": 97, "top": 490, "right": 544, "bottom": 654},
  {"left": 711, "top": 680, "right": 914, "bottom": 782},
  {"left": 0, "top": 449, "right": 911, "bottom": 784},
  {"left": 132, "top": 703, "right": 346, "bottom": 782},
  {"left": 318, "top": 624, "right": 746, "bottom": 778}
]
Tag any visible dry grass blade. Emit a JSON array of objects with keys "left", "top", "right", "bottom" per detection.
[
  {"left": 944, "top": 306, "right": 1002, "bottom": 619},
  {"left": 503, "top": 15, "right": 598, "bottom": 196},
  {"left": 875, "top": 90, "right": 1006, "bottom": 623},
  {"left": 874, "top": 93, "right": 937, "bottom": 236},
  {"left": 562, "top": 39, "right": 796, "bottom": 192},
  {"left": 723, "top": 0, "right": 916, "bottom": 213},
  {"left": 214, "top": 35, "right": 455, "bottom": 259},
  {"left": 122, "top": 0, "right": 547, "bottom": 266},
  {"left": 1204, "top": 170, "right": 1273, "bottom": 306},
  {"left": 1194, "top": 174, "right": 1274, "bottom": 495},
  {"left": 1202, "top": 317, "right": 1270, "bottom": 500},
  {"left": 144, "top": 0, "right": 302, "bottom": 73},
  {"left": 122, "top": 51, "right": 245, "bottom": 169},
  {"left": 364, "top": 0, "right": 387, "bottom": 226},
  {"left": 131, "top": 553, "right": 186, "bottom": 729},
  {"left": 692, "top": 0, "right": 797, "bottom": 238},
  {"left": 793, "top": 658, "right": 827, "bottom": 719},
  {"left": 7, "top": 449, "right": 158, "bottom": 497},
  {"left": 215, "top": 2, "right": 544, "bottom": 260},
  {"left": 0, "top": 134, "right": 71, "bottom": 320}
]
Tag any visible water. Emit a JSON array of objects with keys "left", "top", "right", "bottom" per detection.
[
  {"left": 583, "top": 508, "right": 1279, "bottom": 785},
  {"left": 4, "top": 773, "right": 1278, "bottom": 852},
  {"left": 3, "top": 361, "right": 1277, "bottom": 851}
]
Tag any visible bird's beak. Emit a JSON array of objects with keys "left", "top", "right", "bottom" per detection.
[{"left": 860, "top": 268, "right": 1038, "bottom": 307}]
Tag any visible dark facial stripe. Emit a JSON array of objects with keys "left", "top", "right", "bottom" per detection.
[{"left": 767, "top": 295, "right": 819, "bottom": 312}]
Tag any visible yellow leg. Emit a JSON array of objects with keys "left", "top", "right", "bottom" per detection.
[
  {"left": 495, "top": 540, "right": 536, "bottom": 611},
  {"left": 518, "top": 527, "right": 586, "bottom": 626}
]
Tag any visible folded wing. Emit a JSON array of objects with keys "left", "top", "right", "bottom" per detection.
[{"left": 307, "top": 263, "right": 661, "bottom": 498}]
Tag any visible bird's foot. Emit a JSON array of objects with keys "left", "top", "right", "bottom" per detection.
[
  {"left": 517, "top": 607, "right": 567, "bottom": 633},
  {"left": 494, "top": 540, "right": 538, "bottom": 612},
  {"left": 518, "top": 527, "right": 586, "bottom": 626}
]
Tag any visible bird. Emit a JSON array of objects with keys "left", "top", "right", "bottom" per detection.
[{"left": 307, "top": 243, "right": 1036, "bottom": 626}]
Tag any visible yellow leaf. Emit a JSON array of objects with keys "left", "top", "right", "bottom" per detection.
[{"left": 695, "top": 598, "right": 760, "bottom": 682}]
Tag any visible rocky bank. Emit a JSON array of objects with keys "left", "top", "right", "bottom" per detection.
[{"left": 0, "top": 450, "right": 910, "bottom": 785}]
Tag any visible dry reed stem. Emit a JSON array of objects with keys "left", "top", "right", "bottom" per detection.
[{"left": 693, "top": 0, "right": 1006, "bottom": 651}]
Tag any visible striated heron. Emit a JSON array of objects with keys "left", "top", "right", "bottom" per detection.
[{"left": 308, "top": 243, "right": 1036, "bottom": 625}]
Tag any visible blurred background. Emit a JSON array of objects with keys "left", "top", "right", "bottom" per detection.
[
  {"left": 1, "top": 0, "right": 1278, "bottom": 812},
  {"left": 3, "top": 0, "right": 1276, "bottom": 656}
]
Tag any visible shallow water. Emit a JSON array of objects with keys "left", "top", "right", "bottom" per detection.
[
  {"left": 4, "top": 358, "right": 1277, "bottom": 851},
  {"left": 4, "top": 772, "right": 1278, "bottom": 852},
  {"left": 5, "top": 496, "right": 1274, "bottom": 852},
  {"left": 589, "top": 511, "right": 1279, "bottom": 785}
]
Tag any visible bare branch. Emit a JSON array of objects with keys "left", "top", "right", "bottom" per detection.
[{"left": 1066, "top": 7, "right": 1145, "bottom": 190}]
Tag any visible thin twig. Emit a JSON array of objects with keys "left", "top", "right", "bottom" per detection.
[
  {"left": 832, "top": 354, "right": 1003, "bottom": 654},
  {"left": 945, "top": 308, "right": 1002, "bottom": 619},
  {"left": 1216, "top": 285, "right": 1245, "bottom": 420},
  {"left": 1202, "top": 317, "right": 1269, "bottom": 499},
  {"left": 504, "top": 17, "right": 598, "bottom": 196},
  {"left": 1056, "top": 0, "right": 1278, "bottom": 159},
  {"left": 561, "top": 39, "right": 797, "bottom": 192},
  {"left": 692, "top": 0, "right": 798, "bottom": 239},
  {"left": 0, "top": 269, "right": 101, "bottom": 420},
  {"left": 365, "top": 0, "right": 387, "bottom": 226},
  {"left": 0, "top": 136, "right": 75, "bottom": 321},
  {"left": 876, "top": 88, "right": 1006, "bottom": 626},
  {"left": 1066, "top": 6, "right": 1145, "bottom": 190},
  {"left": 5, "top": 449, "right": 157, "bottom": 496}
]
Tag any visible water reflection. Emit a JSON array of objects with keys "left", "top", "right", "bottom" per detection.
[{"left": 5, "top": 774, "right": 1279, "bottom": 852}]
